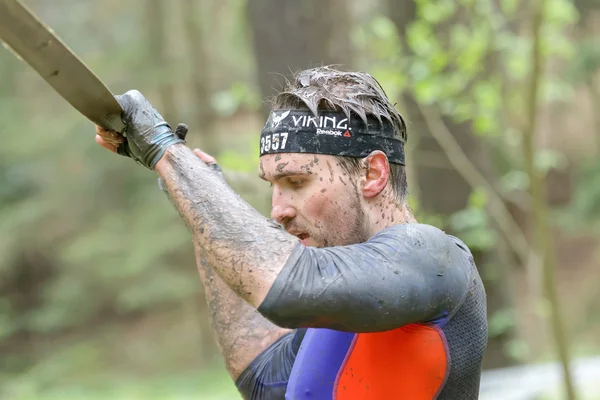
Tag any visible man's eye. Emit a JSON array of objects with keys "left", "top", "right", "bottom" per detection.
[{"left": 288, "top": 178, "right": 305, "bottom": 187}]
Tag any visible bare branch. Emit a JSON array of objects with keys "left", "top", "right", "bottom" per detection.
[
  {"left": 417, "top": 104, "right": 530, "bottom": 265},
  {"left": 522, "top": 0, "right": 577, "bottom": 397}
]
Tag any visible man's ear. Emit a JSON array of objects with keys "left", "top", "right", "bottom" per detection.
[{"left": 361, "top": 151, "right": 390, "bottom": 198}]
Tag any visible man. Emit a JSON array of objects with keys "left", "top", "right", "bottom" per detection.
[{"left": 95, "top": 66, "right": 488, "bottom": 399}]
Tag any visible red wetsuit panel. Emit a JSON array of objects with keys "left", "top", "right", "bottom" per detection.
[{"left": 334, "top": 324, "right": 449, "bottom": 400}]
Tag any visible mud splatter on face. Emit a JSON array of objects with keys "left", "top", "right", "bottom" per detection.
[
  {"left": 300, "top": 163, "right": 312, "bottom": 174},
  {"left": 326, "top": 161, "right": 335, "bottom": 183},
  {"left": 276, "top": 162, "right": 289, "bottom": 173},
  {"left": 262, "top": 153, "right": 376, "bottom": 249}
]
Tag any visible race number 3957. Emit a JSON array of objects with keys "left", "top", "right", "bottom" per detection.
[{"left": 261, "top": 132, "right": 288, "bottom": 153}]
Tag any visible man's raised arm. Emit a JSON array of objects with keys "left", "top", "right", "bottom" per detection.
[
  {"left": 193, "top": 242, "right": 292, "bottom": 379},
  {"left": 157, "top": 146, "right": 292, "bottom": 380},
  {"left": 97, "top": 90, "right": 470, "bottom": 334},
  {"left": 156, "top": 142, "right": 298, "bottom": 307},
  {"left": 95, "top": 90, "right": 298, "bottom": 308}
]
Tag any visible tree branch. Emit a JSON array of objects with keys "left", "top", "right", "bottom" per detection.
[
  {"left": 417, "top": 104, "right": 530, "bottom": 266},
  {"left": 523, "top": 0, "right": 577, "bottom": 397}
]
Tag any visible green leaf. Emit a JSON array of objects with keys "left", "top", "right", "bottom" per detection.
[
  {"left": 371, "top": 16, "right": 396, "bottom": 40},
  {"left": 541, "top": 77, "right": 575, "bottom": 103},
  {"left": 468, "top": 187, "right": 488, "bottom": 209},
  {"left": 420, "top": 0, "right": 457, "bottom": 24},
  {"left": 504, "top": 339, "right": 531, "bottom": 361},
  {"left": 409, "top": 59, "right": 432, "bottom": 81},
  {"left": 534, "top": 148, "right": 567, "bottom": 173},
  {"left": 501, "top": 0, "right": 520, "bottom": 16},
  {"left": 414, "top": 78, "right": 441, "bottom": 104},
  {"left": 406, "top": 21, "right": 437, "bottom": 57},
  {"left": 541, "top": 27, "right": 575, "bottom": 59},
  {"left": 503, "top": 37, "right": 531, "bottom": 80},
  {"left": 488, "top": 308, "right": 517, "bottom": 337},
  {"left": 500, "top": 170, "right": 530, "bottom": 193},
  {"left": 457, "top": 0, "right": 476, "bottom": 7},
  {"left": 452, "top": 102, "right": 474, "bottom": 123},
  {"left": 473, "top": 80, "right": 501, "bottom": 111},
  {"left": 460, "top": 228, "right": 496, "bottom": 250},
  {"left": 210, "top": 91, "right": 239, "bottom": 117},
  {"left": 545, "top": 0, "right": 579, "bottom": 25},
  {"left": 449, "top": 25, "right": 471, "bottom": 53}
]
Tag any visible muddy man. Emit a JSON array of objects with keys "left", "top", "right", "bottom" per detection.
[{"left": 95, "top": 66, "right": 488, "bottom": 400}]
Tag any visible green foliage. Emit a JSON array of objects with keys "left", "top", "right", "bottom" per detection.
[
  {"left": 211, "top": 82, "right": 262, "bottom": 117},
  {"left": 488, "top": 308, "right": 518, "bottom": 337},
  {"left": 352, "top": 16, "right": 406, "bottom": 102},
  {"left": 448, "top": 188, "right": 497, "bottom": 251},
  {"left": 558, "top": 33, "right": 600, "bottom": 232},
  {"left": 2, "top": 365, "right": 239, "bottom": 400},
  {"left": 567, "top": 36, "right": 600, "bottom": 83},
  {"left": 0, "top": 0, "right": 259, "bottom": 368},
  {"left": 356, "top": 0, "right": 579, "bottom": 244},
  {"left": 561, "top": 158, "right": 600, "bottom": 231},
  {"left": 407, "top": 195, "right": 446, "bottom": 228}
]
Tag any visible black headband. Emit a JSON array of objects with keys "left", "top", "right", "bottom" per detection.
[{"left": 259, "top": 110, "right": 405, "bottom": 165}]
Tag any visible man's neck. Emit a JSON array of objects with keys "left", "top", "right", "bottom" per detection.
[{"left": 366, "top": 198, "right": 416, "bottom": 239}]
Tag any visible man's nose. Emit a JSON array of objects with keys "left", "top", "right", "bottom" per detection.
[{"left": 271, "top": 190, "right": 296, "bottom": 224}]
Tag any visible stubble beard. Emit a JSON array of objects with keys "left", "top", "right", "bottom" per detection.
[{"left": 319, "top": 184, "right": 371, "bottom": 248}]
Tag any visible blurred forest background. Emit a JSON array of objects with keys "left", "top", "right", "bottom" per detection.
[{"left": 1, "top": 0, "right": 599, "bottom": 399}]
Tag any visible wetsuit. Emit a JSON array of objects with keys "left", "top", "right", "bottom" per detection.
[{"left": 236, "top": 223, "right": 488, "bottom": 399}]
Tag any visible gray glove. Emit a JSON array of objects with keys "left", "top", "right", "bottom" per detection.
[{"left": 115, "top": 90, "right": 185, "bottom": 169}]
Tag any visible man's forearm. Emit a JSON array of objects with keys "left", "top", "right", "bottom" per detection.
[
  {"left": 194, "top": 243, "right": 292, "bottom": 379},
  {"left": 155, "top": 144, "right": 298, "bottom": 307}
]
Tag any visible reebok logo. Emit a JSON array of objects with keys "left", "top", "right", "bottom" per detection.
[{"left": 316, "top": 128, "right": 343, "bottom": 136}]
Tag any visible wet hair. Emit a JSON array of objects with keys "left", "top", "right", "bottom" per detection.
[{"left": 270, "top": 66, "right": 408, "bottom": 203}]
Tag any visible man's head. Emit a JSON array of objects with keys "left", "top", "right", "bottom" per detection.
[{"left": 258, "top": 66, "right": 409, "bottom": 248}]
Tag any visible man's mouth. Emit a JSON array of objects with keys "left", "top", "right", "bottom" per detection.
[
  {"left": 291, "top": 232, "right": 312, "bottom": 245},
  {"left": 285, "top": 225, "right": 311, "bottom": 244},
  {"left": 296, "top": 233, "right": 309, "bottom": 240}
]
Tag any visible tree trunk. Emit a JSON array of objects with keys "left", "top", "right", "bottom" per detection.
[
  {"left": 523, "top": 0, "right": 577, "bottom": 396},
  {"left": 574, "top": 0, "right": 600, "bottom": 23},
  {"left": 247, "top": 0, "right": 353, "bottom": 116},
  {"left": 387, "top": 0, "right": 519, "bottom": 369}
]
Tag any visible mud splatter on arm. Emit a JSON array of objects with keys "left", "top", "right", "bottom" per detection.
[
  {"left": 155, "top": 143, "right": 298, "bottom": 307},
  {"left": 157, "top": 149, "right": 293, "bottom": 380},
  {"left": 193, "top": 242, "right": 291, "bottom": 380}
]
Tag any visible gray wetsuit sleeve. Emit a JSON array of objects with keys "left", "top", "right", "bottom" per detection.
[
  {"left": 235, "top": 329, "right": 306, "bottom": 399},
  {"left": 257, "top": 223, "right": 472, "bottom": 332}
]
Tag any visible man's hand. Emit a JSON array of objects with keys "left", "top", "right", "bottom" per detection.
[{"left": 94, "top": 90, "right": 184, "bottom": 169}]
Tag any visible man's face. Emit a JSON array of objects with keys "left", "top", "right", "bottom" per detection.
[{"left": 259, "top": 153, "right": 370, "bottom": 248}]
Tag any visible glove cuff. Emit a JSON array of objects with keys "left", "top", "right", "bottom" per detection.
[{"left": 147, "top": 134, "right": 186, "bottom": 169}]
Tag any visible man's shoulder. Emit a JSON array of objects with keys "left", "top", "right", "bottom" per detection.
[
  {"left": 373, "top": 223, "right": 460, "bottom": 245},
  {"left": 375, "top": 222, "right": 446, "bottom": 236},
  {"left": 371, "top": 223, "right": 474, "bottom": 262}
]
